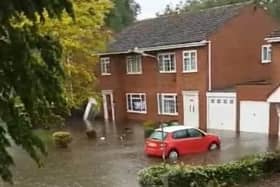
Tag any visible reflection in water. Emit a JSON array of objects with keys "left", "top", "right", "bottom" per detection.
[{"left": 2, "top": 120, "right": 280, "bottom": 187}]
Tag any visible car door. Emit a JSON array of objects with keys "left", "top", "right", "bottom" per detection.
[
  {"left": 172, "top": 130, "right": 189, "bottom": 155},
  {"left": 185, "top": 128, "right": 207, "bottom": 153}
]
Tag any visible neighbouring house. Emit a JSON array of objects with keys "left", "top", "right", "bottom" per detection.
[{"left": 98, "top": 2, "right": 279, "bottom": 134}]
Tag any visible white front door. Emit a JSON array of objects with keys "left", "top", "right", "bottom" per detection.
[
  {"left": 240, "top": 101, "right": 270, "bottom": 134},
  {"left": 183, "top": 91, "right": 199, "bottom": 128},
  {"left": 102, "top": 90, "right": 115, "bottom": 122}
]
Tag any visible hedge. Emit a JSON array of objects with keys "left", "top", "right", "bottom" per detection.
[
  {"left": 143, "top": 120, "right": 179, "bottom": 138},
  {"left": 138, "top": 151, "right": 280, "bottom": 187}
]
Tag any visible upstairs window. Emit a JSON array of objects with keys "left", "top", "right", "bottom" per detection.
[
  {"left": 126, "top": 93, "right": 147, "bottom": 113},
  {"left": 183, "top": 50, "right": 197, "bottom": 73},
  {"left": 127, "top": 55, "right": 142, "bottom": 74},
  {"left": 100, "top": 57, "right": 111, "bottom": 75},
  {"left": 261, "top": 45, "right": 272, "bottom": 64},
  {"left": 157, "top": 94, "right": 178, "bottom": 115},
  {"left": 158, "top": 53, "right": 176, "bottom": 73}
]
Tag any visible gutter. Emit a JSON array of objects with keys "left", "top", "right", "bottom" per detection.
[
  {"left": 207, "top": 41, "right": 212, "bottom": 91},
  {"left": 265, "top": 37, "right": 280, "bottom": 43},
  {"left": 98, "top": 40, "right": 208, "bottom": 56}
]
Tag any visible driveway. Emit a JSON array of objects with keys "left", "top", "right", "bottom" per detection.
[{"left": 2, "top": 119, "right": 280, "bottom": 187}]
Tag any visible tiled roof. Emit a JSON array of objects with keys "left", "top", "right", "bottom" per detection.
[{"left": 107, "top": 2, "right": 251, "bottom": 53}]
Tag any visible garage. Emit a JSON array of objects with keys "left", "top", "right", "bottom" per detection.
[
  {"left": 207, "top": 92, "right": 237, "bottom": 131},
  {"left": 240, "top": 101, "right": 270, "bottom": 134}
]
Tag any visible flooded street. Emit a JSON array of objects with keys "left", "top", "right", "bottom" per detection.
[{"left": 1, "top": 119, "right": 280, "bottom": 187}]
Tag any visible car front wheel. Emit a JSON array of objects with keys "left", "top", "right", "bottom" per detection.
[
  {"left": 208, "top": 142, "right": 219, "bottom": 151},
  {"left": 168, "top": 150, "right": 179, "bottom": 160}
]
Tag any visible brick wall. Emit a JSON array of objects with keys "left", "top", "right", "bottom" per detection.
[
  {"left": 98, "top": 46, "right": 208, "bottom": 129},
  {"left": 210, "top": 5, "right": 278, "bottom": 90}
]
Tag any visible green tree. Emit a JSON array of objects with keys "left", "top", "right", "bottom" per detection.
[
  {"left": 0, "top": 0, "right": 73, "bottom": 183},
  {"left": 39, "top": 0, "right": 113, "bottom": 109},
  {"left": 106, "top": 0, "right": 140, "bottom": 32}
]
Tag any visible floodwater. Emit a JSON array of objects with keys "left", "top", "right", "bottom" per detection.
[{"left": 1, "top": 119, "right": 280, "bottom": 187}]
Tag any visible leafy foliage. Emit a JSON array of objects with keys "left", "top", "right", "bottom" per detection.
[
  {"left": 138, "top": 151, "right": 280, "bottom": 187},
  {"left": 0, "top": 0, "right": 73, "bottom": 183},
  {"left": 106, "top": 0, "right": 140, "bottom": 32},
  {"left": 39, "top": 0, "right": 112, "bottom": 109},
  {"left": 160, "top": 0, "right": 280, "bottom": 20}
]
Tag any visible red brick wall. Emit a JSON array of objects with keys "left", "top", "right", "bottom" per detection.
[
  {"left": 210, "top": 5, "right": 279, "bottom": 90},
  {"left": 271, "top": 43, "right": 280, "bottom": 87},
  {"left": 236, "top": 84, "right": 273, "bottom": 101},
  {"left": 269, "top": 104, "right": 279, "bottom": 136},
  {"left": 98, "top": 46, "right": 208, "bottom": 129}
]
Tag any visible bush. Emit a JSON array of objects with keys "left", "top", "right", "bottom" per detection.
[
  {"left": 143, "top": 120, "right": 157, "bottom": 129},
  {"left": 52, "top": 131, "right": 72, "bottom": 148},
  {"left": 138, "top": 151, "right": 280, "bottom": 187},
  {"left": 143, "top": 121, "right": 157, "bottom": 138}
]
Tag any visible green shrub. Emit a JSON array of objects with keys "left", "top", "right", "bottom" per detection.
[
  {"left": 52, "top": 131, "right": 72, "bottom": 148},
  {"left": 143, "top": 121, "right": 157, "bottom": 138},
  {"left": 143, "top": 120, "right": 157, "bottom": 129},
  {"left": 144, "top": 127, "right": 155, "bottom": 138},
  {"left": 138, "top": 151, "right": 280, "bottom": 187}
]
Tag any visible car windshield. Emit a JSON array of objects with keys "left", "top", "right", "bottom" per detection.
[{"left": 149, "top": 131, "right": 167, "bottom": 140}]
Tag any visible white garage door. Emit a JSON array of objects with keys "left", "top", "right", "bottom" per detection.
[
  {"left": 207, "top": 92, "right": 237, "bottom": 131},
  {"left": 240, "top": 101, "right": 270, "bottom": 134}
]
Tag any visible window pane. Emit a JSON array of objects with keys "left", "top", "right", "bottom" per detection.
[
  {"left": 127, "top": 56, "right": 141, "bottom": 73},
  {"left": 191, "top": 52, "right": 196, "bottom": 70},
  {"left": 149, "top": 131, "right": 167, "bottom": 140},
  {"left": 263, "top": 47, "right": 268, "bottom": 60},
  {"left": 187, "top": 129, "right": 203, "bottom": 137},
  {"left": 158, "top": 54, "right": 175, "bottom": 72},
  {"left": 127, "top": 94, "right": 146, "bottom": 112},
  {"left": 159, "top": 95, "right": 177, "bottom": 114},
  {"left": 127, "top": 95, "right": 132, "bottom": 110},
  {"left": 173, "top": 130, "right": 188, "bottom": 139},
  {"left": 184, "top": 51, "right": 197, "bottom": 72},
  {"left": 101, "top": 58, "right": 110, "bottom": 74},
  {"left": 158, "top": 94, "right": 163, "bottom": 114},
  {"left": 268, "top": 47, "right": 272, "bottom": 61}
]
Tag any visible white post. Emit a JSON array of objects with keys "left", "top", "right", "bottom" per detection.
[{"left": 83, "top": 98, "right": 98, "bottom": 121}]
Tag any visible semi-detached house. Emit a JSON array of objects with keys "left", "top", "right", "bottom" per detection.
[{"left": 98, "top": 2, "right": 280, "bottom": 135}]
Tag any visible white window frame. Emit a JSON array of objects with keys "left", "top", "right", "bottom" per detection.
[
  {"left": 157, "top": 93, "right": 178, "bottom": 116},
  {"left": 100, "top": 57, "right": 111, "bottom": 75},
  {"left": 158, "top": 52, "right": 176, "bottom": 73},
  {"left": 183, "top": 50, "right": 198, "bottom": 73},
  {"left": 126, "top": 93, "right": 147, "bottom": 114},
  {"left": 126, "top": 55, "right": 142, "bottom": 74},
  {"left": 261, "top": 44, "right": 272, "bottom": 64}
]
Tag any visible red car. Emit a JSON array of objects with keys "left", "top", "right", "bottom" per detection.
[{"left": 145, "top": 125, "right": 221, "bottom": 159}]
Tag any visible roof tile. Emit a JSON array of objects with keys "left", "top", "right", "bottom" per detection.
[{"left": 108, "top": 3, "right": 250, "bottom": 53}]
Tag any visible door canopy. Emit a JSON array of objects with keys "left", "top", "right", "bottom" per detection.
[{"left": 267, "top": 86, "right": 280, "bottom": 103}]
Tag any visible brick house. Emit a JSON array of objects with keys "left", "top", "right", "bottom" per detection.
[{"left": 98, "top": 3, "right": 279, "bottom": 134}]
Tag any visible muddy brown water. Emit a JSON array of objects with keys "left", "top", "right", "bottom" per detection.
[{"left": 1, "top": 119, "right": 280, "bottom": 187}]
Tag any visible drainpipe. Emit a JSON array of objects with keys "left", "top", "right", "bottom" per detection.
[
  {"left": 276, "top": 104, "right": 280, "bottom": 135},
  {"left": 207, "top": 41, "right": 212, "bottom": 91}
]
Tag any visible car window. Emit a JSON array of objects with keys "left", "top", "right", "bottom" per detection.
[
  {"left": 187, "top": 129, "right": 203, "bottom": 138},
  {"left": 172, "top": 130, "right": 188, "bottom": 139},
  {"left": 149, "top": 131, "right": 167, "bottom": 140}
]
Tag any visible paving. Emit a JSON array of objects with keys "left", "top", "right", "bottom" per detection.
[{"left": 1, "top": 119, "right": 280, "bottom": 187}]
